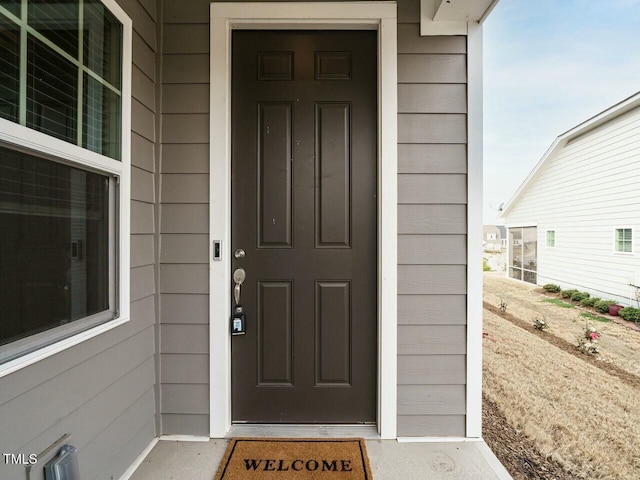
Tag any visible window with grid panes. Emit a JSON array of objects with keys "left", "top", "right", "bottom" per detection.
[
  {"left": 615, "top": 228, "right": 632, "bottom": 253},
  {"left": 0, "top": 0, "right": 130, "bottom": 367},
  {"left": 546, "top": 230, "right": 555, "bottom": 248}
]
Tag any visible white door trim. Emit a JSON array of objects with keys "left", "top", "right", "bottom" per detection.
[{"left": 209, "top": 2, "right": 398, "bottom": 439}]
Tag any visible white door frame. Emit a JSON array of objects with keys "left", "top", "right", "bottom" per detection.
[{"left": 209, "top": 2, "right": 398, "bottom": 439}]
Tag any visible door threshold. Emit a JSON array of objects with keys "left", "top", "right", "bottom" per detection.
[{"left": 227, "top": 424, "right": 380, "bottom": 439}]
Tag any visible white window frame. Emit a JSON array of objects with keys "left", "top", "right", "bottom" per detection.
[
  {"left": 0, "top": 0, "right": 132, "bottom": 378},
  {"left": 506, "top": 225, "right": 538, "bottom": 284},
  {"left": 546, "top": 229, "right": 556, "bottom": 248},
  {"left": 614, "top": 227, "right": 633, "bottom": 255}
]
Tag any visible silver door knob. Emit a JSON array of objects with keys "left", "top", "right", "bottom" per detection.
[
  {"left": 234, "top": 249, "right": 246, "bottom": 259},
  {"left": 233, "top": 268, "right": 246, "bottom": 305}
]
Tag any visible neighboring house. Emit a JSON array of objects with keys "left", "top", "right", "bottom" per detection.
[
  {"left": 500, "top": 92, "right": 640, "bottom": 305},
  {"left": 483, "top": 225, "right": 506, "bottom": 251},
  {"left": 0, "top": 1, "right": 500, "bottom": 479}
]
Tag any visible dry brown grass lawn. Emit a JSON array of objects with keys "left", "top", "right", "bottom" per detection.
[
  {"left": 484, "top": 274, "right": 640, "bottom": 377},
  {"left": 483, "top": 309, "right": 640, "bottom": 479},
  {"left": 483, "top": 274, "right": 640, "bottom": 478}
]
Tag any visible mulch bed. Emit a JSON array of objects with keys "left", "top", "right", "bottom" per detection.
[
  {"left": 534, "top": 289, "right": 640, "bottom": 332},
  {"left": 483, "top": 302, "right": 640, "bottom": 391},
  {"left": 482, "top": 396, "right": 578, "bottom": 480}
]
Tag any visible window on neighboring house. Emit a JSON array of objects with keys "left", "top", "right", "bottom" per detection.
[
  {"left": 487, "top": 233, "right": 497, "bottom": 241},
  {"left": 508, "top": 226, "right": 537, "bottom": 284},
  {"left": 0, "top": 0, "right": 130, "bottom": 367},
  {"left": 615, "top": 228, "right": 632, "bottom": 253},
  {"left": 546, "top": 230, "right": 555, "bottom": 248}
]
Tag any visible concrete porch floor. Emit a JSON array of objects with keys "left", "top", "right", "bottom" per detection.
[{"left": 129, "top": 438, "right": 512, "bottom": 480}]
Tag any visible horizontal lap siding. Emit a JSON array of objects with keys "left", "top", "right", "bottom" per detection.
[
  {"left": 397, "top": 0, "right": 467, "bottom": 437},
  {"left": 0, "top": 2, "right": 158, "bottom": 477},
  {"left": 398, "top": 235, "right": 467, "bottom": 264},
  {"left": 504, "top": 107, "right": 640, "bottom": 304},
  {"left": 158, "top": 0, "right": 468, "bottom": 438},
  {"left": 160, "top": 9, "right": 210, "bottom": 435}
]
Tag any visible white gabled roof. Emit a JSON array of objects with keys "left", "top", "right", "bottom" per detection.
[{"left": 498, "top": 90, "right": 640, "bottom": 219}]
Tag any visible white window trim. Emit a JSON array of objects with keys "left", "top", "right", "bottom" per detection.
[
  {"left": 209, "top": 2, "right": 398, "bottom": 439},
  {"left": 0, "top": 0, "right": 132, "bottom": 379},
  {"left": 546, "top": 229, "right": 556, "bottom": 248},
  {"left": 613, "top": 227, "right": 634, "bottom": 255}
]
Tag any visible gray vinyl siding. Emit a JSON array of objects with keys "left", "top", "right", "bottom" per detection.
[
  {"left": 159, "top": 2, "right": 211, "bottom": 435},
  {"left": 0, "top": 0, "right": 473, "bottom": 467},
  {"left": 158, "top": 0, "right": 468, "bottom": 437},
  {"left": 396, "top": 0, "right": 468, "bottom": 437},
  {"left": 0, "top": 1, "right": 158, "bottom": 479}
]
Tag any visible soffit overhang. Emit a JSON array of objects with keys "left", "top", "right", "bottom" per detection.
[{"left": 420, "top": 0, "right": 499, "bottom": 35}]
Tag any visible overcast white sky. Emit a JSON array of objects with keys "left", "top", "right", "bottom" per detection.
[{"left": 482, "top": 0, "right": 640, "bottom": 223}]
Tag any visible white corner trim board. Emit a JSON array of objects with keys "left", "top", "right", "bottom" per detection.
[
  {"left": 209, "top": 2, "right": 398, "bottom": 439},
  {"left": 466, "top": 21, "right": 484, "bottom": 439},
  {"left": 118, "top": 438, "right": 158, "bottom": 480}
]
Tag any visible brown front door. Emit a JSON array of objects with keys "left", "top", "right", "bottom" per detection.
[{"left": 231, "top": 31, "right": 377, "bottom": 423}]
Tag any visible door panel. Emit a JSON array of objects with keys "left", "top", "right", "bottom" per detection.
[
  {"left": 257, "top": 281, "right": 293, "bottom": 385},
  {"left": 315, "top": 281, "right": 351, "bottom": 385},
  {"left": 257, "top": 102, "right": 293, "bottom": 247},
  {"left": 231, "top": 31, "right": 377, "bottom": 423},
  {"left": 315, "top": 102, "right": 351, "bottom": 247}
]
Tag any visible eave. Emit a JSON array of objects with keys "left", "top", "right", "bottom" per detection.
[
  {"left": 420, "top": 0, "right": 500, "bottom": 35},
  {"left": 499, "top": 90, "right": 640, "bottom": 219}
]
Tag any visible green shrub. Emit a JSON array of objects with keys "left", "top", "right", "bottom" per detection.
[
  {"left": 619, "top": 307, "right": 640, "bottom": 322},
  {"left": 580, "top": 297, "right": 600, "bottom": 308},
  {"left": 571, "top": 291, "right": 590, "bottom": 302},
  {"left": 561, "top": 289, "right": 579, "bottom": 299},
  {"left": 483, "top": 258, "right": 492, "bottom": 272},
  {"left": 595, "top": 300, "right": 616, "bottom": 314},
  {"left": 542, "top": 284, "right": 561, "bottom": 293}
]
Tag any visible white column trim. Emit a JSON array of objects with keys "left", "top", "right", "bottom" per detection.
[
  {"left": 209, "top": 2, "right": 398, "bottom": 439},
  {"left": 466, "top": 21, "right": 484, "bottom": 438},
  {"left": 377, "top": 15, "right": 398, "bottom": 440},
  {"left": 209, "top": 12, "right": 233, "bottom": 438}
]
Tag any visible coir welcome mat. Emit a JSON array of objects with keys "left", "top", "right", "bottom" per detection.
[{"left": 214, "top": 438, "right": 373, "bottom": 479}]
